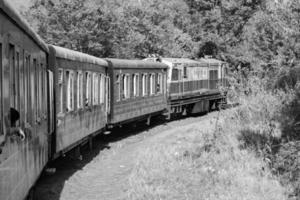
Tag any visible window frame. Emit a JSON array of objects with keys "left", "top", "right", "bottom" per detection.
[
  {"left": 92, "top": 73, "right": 99, "bottom": 105},
  {"left": 0, "top": 43, "right": 2, "bottom": 136},
  {"left": 66, "top": 70, "right": 74, "bottom": 112},
  {"left": 183, "top": 66, "right": 187, "bottom": 79},
  {"left": 142, "top": 73, "right": 148, "bottom": 96},
  {"left": 122, "top": 74, "right": 130, "bottom": 99},
  {"left": 100, "top": 74, "right": 105, "bottom": 104},
  {"left": 150, "top": 73, "right": 155, "bottom": 95},
  {"left": 157, "top": 73, "right": 163, "bottom": 94},
  {"left": 85, "top": 71, "right": 92, "bottom": 107},
  {"left": 58, "top": 69, "right": 64, "bottom": 114},
  {"left": 77, "top": 71, "right": 83, "bottom": 109},
  {"left": 115, "top": 74, "right": 120, "bottom": 102},
  {"left": 133, "top": 73, "right": 139, "bottom": 97}
]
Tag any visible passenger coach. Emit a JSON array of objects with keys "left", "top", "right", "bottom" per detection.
[
  {"left": 48, "top": 45, "right": 110, "bottom": 159},
  {"left": 0, "top": 1, "right": 49, "bottom": 200},
  {"left": 106, "top": 59, "right": 168, "bottom": 126}
]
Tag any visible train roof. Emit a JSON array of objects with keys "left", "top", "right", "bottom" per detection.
[
  {"left": 106, "top": 58, "right": 168, "bottom": 69},
  {"left": 50, "top": 45, "right": 108, "bottom": 66},
  {"left": 145, "top": 57, "right": 226, "bottom": 67},
  {"left": 0, "top": 0, "right": 48, "bottom": 52},
  {"left": 160, "top": 58, "right": 202, "bottom": 64}
]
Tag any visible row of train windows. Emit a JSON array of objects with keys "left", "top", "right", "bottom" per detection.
[
  {"left": 173, "top": 67, "right": 208, "bottom": 81},
  {"left": 0, "top": 43, "right": 47, "bottom": 133},
  {"left": 115, "top": 73, "right": 164, "bottom": 102},
  {"left": 57, "top": 69, "right": 107, "bottom": 113}
]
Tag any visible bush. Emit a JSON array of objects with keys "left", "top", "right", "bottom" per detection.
[
  {"left": 127, "top": 116, "right": 287, "bottom": 200},
  {"left": 226, "top": 69, "right": 300, "bottom": 199}
]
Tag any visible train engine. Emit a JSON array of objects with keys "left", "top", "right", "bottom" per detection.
[{"left": 145, "top": 57, "right": 228, "bottom": 117}]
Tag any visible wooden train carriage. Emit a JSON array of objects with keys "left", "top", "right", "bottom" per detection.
[
  {"left": 106, "top": 59, "right": 168, "bottom": 126},
  {"left": 146, "top": 57, "right": 228, "bottom": 115},
  {"left": 48, "top": 45, "right": 109, "bottom": 157},
  {"left": 0, "top": 1, "right": 50, "bottom": 200}
]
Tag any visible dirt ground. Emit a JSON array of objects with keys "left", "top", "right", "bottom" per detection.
[{"left": 34, "top": 112, "right": 218, "bottom": 200}]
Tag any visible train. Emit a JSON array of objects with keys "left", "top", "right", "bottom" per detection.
[{"left": 0, "top": 1, "right": 228, "bottom": 200}]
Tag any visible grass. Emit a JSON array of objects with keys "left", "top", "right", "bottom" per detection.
[{"left": 127, "top": 112, "right": 287, "bottom": 200}]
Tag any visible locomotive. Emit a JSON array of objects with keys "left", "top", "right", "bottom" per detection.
[{"left": 0, "top": 1, "right": 228, "bottom": 200}]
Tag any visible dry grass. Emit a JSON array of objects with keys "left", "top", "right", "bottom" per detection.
[{"left": 127, "top": 113, "right": 287, "bottom": 200}]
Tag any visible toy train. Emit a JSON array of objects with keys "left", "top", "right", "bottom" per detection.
[{"left": 0, "top": 1, "right": 228, "bottom": 200}]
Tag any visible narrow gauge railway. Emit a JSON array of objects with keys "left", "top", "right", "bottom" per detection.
[{"left": 0, "top": 1, "right": 228, "bottom": 200}]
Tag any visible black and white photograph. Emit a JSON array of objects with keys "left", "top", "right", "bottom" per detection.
[{"left": 0, "top": 0, "right": 299, "bottom": 199}]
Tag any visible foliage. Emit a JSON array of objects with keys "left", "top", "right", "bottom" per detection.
[
  {"left": 24, "top": 0, "right": 197, "bottom": 58},
  {"left": 226, "top": 70, "right": 300, "bottom": 199},
  {"left": 127, "top": 115, "right": 286, "bottom": 200}
]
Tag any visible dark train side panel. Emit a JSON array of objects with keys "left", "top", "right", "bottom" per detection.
[
  {"left": 48, "top": 46, "right": 109, "bottom": 157},
  {"left": 107, "top": 59, "right": 168, "bottom": 126},
  {"left": 0, "top": 1, "right": 49, "bottom": 200}
]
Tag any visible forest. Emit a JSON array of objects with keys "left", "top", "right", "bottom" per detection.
[{"left": 23, "top": 0, "right": 300, "bottom": 199}]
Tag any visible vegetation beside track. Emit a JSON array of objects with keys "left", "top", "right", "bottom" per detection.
[{"left": 127, "top": 109, "right": 287, "bottom": 200}]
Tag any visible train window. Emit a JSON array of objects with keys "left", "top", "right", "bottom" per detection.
[
  {"left": 133, "top": 74, "right": 139, "bottom": 97},
  {"left": 40, "top": 64, "right": 44, "bottom": 115},
  {"left": 164, "top": 73, "right": 167, "bottom": 94},
  {"left": 23, "top": 52, "right": 27, "bottom": 123},
  {"left": 98, "top": 74, "right": 102, "bottom": 104},
  {"left": 106, "top": 76, "right": 110, "bottom": 112},
  {"left": 150, "top": 73, "right": 155, "bottom": 95},
  {"left": 39, "top": 64, "right": 43, "bottom": 116},
  {"left": 157, "top": 73, "right": 163, "bottom": 94},
  {"left": 93, "top": 73, "right": 99, "bottom": 105},
  {"left": 183, "top": 67, "right": 187, "bottom": 78},
  {"left": 132, "top": 74, "right": 135, "bottom": 97},
  {"left": 43, "top": 65, "right": 47, "bottom": 115},
  {"left": 85, "top": 72, "right": 92, "bottom": 106},
  {"left": 34, "top": 59, "right": 40, "bottom": 119},
  {"left": 66, "top": 70, "right": 74, "bottom": 111},
  {"left": 58, "top": 69, "right": 63, "bottom": 113},
  {"left": 19, "top": 52, "right": 24, "bottom": 120},
  {"left": 9, "top": 44, "right": 16, "bottom": 109},
  {"left": 26, "top": 55, "right": 31, "bottom": 122},
  {"left": 122, "top": 74, "right": 130, "bottom": 99},
  {"left": 100, "top": 74, "right": 105, "bottom": 104},
  {"left": 171, "top": 69, "right": 179, "bottom": 81},
  {"left": 31, "top": 58, "right": 36, "bottom": 123},
  {"left": 115, "top": 74, "right": 120, "bottom": 102},
  {"left": 142, "top": 74, "right": 147, "bottom": 96},
  {"left": 16, "top": 52, "right": 20, "bottom": 112},
  {"left": 77, "top": 71, "right": 83, "bottom": 108},
  {"left": 99, "top": 75, "right": 103, "bottom": 104},
  {"left": 0, "top": 44, "right": 2, "bottom": 135}
]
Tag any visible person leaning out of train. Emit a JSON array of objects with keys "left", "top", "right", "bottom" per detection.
[{"left": 6, "top": 107, "right": 25, "bottom": 141}]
